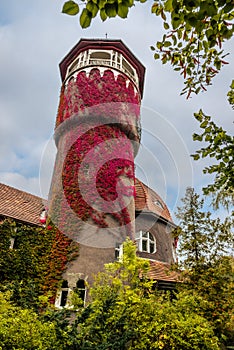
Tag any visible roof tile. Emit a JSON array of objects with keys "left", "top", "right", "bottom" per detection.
[
  {"left": 135, "top": 179, "right": 172, "bottom": 222},
  {"left": 0, "top": 183, "right": 45, "bottom": 225}
]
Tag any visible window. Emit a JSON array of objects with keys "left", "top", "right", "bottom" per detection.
[
  {"left": 75, "top": 279, "right": 86, "bottom": 303},
  {"left": 55, "top": 280, "right": 69, "bottom": 308},
  {"left": 135, "top": 231, "right": 156, "bottom": 254},
  {"left": 68, "top": 59, "right": 78, "bottom": 73},
  {"left": 154, "top": 199, "right": 164, "bottom": 209},
  {"left": 9, "top": 237, "right": 15, "bottom": 249},
  {"left": 115, "top": 243, "right": 123, "bottom": 261},
  {"left": 90, "top": 51, "right": 110, "bottom": 60}
]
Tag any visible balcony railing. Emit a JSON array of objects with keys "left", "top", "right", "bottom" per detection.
[{"left": 68, "top": 57, "right": 138, "bottom": 86}]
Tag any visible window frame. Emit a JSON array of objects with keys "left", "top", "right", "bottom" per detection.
[
  {"left": 135, "top": 230, "right": 156, "bottom": 254},
  {"left": 55, "top": 280, "right": 71, "bottom": 309}
]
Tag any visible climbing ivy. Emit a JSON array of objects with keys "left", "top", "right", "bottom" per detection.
[{"left": 0, "top": 219, "right": 79, "bottom": 309}]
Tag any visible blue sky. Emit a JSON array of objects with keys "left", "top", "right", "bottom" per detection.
[{"left": 0, "top": 0, "right": 233, "bottom": 219}]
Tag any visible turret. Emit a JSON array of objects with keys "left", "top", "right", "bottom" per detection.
[{"left": 49, "top": 39, "right": 145, "bottom": 252}]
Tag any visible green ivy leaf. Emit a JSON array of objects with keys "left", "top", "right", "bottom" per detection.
[{"left": 62, "top": 1, "right": 79, "bottom": 15}]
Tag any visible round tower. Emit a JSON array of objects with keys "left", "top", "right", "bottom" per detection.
[{"left": 49, "top": 39, "right": 145, "bottom": 257}]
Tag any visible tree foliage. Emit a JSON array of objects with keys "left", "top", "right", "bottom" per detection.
[
  {"left": 73, "top": 239, "right": 220, "bottom": 349},
  {"left": 0, "top": 292, "right": 63, "bottom": 350},
  {"left": 174, "top": 187, "right": 234, "bottom": 345},
  {"left": 192, "top": 110, "right": 234, "bottom": 209},
  {"left": 175, "top": 187, "right": 233, "bottom": 267},
  {"left": 61, "top": 0, "right": 234, "bottom": 98}
]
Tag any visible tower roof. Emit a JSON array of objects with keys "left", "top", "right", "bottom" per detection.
[{"left": 59, "top": 38, "right": 145, "bottom": 97}]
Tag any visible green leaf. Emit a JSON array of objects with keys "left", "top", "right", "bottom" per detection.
[
  {"left": 156, "top": 41, "right": 163, "bottom": 49},
  {"left": 86, "top": 1, "right": 99, "bottom": 18},
  {"left": 164, "top": 0, "right": 173, "bottom": 12},
  {"left": 164, "top": 41, "right": 171, "bottom": 47},
  {"left": 192, "top": 153, "right": 200, "bottom": 160},
  {"left": 151, "top": 2, "right": 158, "bottom": 14},
  {"left": 187, "top": 14, "right": 198, "bottom": 27},
  {"left": 105, "top": 3, "right": 117, "bottom": 17},
  {"left": 80, "top": 8, "right": 92, "bottom": 28},
  {"left": 154, "top": 53, "right": 160, "bottom": 59},
  {"left": 62, "top": 1, "right": 79, "bottom": 15},
  {"left": 164, "top": 22, "right": 170, "bottom": 30},
  {"left": 100, "top": 8, "right": 108, "bottom": 21},
  {"left": 193, "top": 133, "right": 203, "bottom": 141},
  {"left": 117, "top": 3, "right": 129, "bottom": 18},
  {"left": 200, "top": 120, "right": 208, "bottom": 128},
  {"left": 171, "top": 13, "right": 183, "bottom": 29}
]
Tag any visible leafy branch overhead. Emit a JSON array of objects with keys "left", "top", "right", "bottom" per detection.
[
  {"left": 62, "top": 0, "right": 234, "bottom": 98},
  {"left": 192, "top": 109, "right": 234, "bottom": 209}
]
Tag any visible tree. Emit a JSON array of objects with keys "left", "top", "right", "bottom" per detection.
[
  {"left": 61, "top": 0, "right": 234, "bottom": 98},
  {"left": 73, "top": 239, "right": 220, "bottom": 349},
  {"left": 174, "top": 187, "right": 234, "bottom": 346},
  {"left": 192, "top": 109, "right": 234, "bottom": 209},
  {"left": 0, "top": 291, "right": 64, "bottom": 350}
]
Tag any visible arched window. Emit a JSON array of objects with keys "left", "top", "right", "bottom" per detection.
[
  {"left": 75, "top": 279, "right": 86, "bottom": 302},
  {"left": 135, "top": 231, "right": 156, "bottom": 254},
  {"left": 55, "top": 280, "right": 69, "bottom": 308}
]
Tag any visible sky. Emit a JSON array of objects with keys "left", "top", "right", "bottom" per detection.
[{"left": 0, "top": 0, "right": 233, "bottom": 220}]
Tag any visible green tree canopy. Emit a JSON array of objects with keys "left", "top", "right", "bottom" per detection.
[
  {"left": 73, "top": 239, "right": 220, "bottom": 349},
  {"left": 0, "top": 292, "right": 63, "bottom": 350},
  {"left": 174, "top": 187, "right": 234, "bottom": 345}
]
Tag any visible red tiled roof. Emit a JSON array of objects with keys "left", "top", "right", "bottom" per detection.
[
  {"left": 0, "top": 183, "right": 45, "bottom": 226},
  {"left": 135, "top": 178, "right": 172, "bottom": 222},
  {"left": 148, "top": 260, "right": 179, "bottom": 282}
]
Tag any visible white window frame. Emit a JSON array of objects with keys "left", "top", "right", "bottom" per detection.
[
  {"left": 135, "top": 230, "right": 156, "bottom": 254},
  {"left": 115, "top": 243, "right": 124, "bottom": 261},
  {"left": 55, "top": 281, "right": 71, "bottom": 309}
]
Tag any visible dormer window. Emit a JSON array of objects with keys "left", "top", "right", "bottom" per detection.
[
  {"left": 154, "top": 199, "right": 164, "bottom": 209},
  {"left": 135, "top": 231, "right": 156, "bottom": 254}
]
